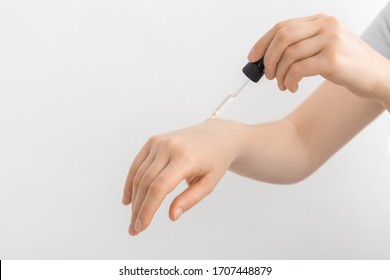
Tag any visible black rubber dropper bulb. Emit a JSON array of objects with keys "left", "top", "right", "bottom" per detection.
[{"left": 242, "top": 58, "right": 265, "bottom": 82}]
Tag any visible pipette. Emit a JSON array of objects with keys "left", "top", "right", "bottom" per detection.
[{"left": 211, "top": 58, "right": 265, "bottom": 118}]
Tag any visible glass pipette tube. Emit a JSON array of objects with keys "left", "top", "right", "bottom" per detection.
[{"left": 211, "top": 77, "right": 250, "bottom": 118}]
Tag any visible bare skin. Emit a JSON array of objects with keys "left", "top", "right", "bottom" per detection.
[{"left": 123, "top": 14, "right": 390, "bottom": 236}]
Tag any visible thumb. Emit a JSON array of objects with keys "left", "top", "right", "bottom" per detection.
[{"left": 169, "top": 174, "right": 219, "bottom": 221}]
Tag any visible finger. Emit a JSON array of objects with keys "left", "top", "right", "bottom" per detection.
[
  {"left": 130, "top": 161, "right": 193, "bottom": 235},
  {"left": 248, "top": 13, "right": 326, "bottom": 63},
  {"left": 284, "top": 55, "right": 325, "bottom": 93},
  {"left": 275, "top": 36, "right": 324, "bottom": 91},
  {"left": 264, "top": 20, "right": 323, "bottom": 80},
  {"left": 129, "top": 153, "right": 169, "bottom": 235},
  {"left": 130, "top": 153, "right": 156, "bottom": 211},
  {"left": 122, "top": 137, "right": 155, "bottom": 205},
  {"left": 169, "top": 173, "right": 221, "bottom": 221}
]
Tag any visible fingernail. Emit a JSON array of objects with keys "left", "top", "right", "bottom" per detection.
[
  {"left": 248, "top": 48, "right": 256, "bottom": 60},
  {"left": 134, "top": 218, "right": 142, "bottom": 232},
  {"left": 292, "top": 85, "right": 298, "bottom": 93},
  {"left": 174, "top": 208, "right": 183, "bottom": 221}
]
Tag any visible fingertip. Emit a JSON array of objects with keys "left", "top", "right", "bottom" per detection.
[
  {"left": 277, "top": 82, "right": 286, "bottom": 91},
  {"left": 168, "top": 208, "right": 176, "bottom": 221},
  {"left": 122, "top": 187, "right": 132, "bottom": 204},
  {"left": 290, "top": 84, "right": 299, "bottom": 93},
  {"left": 169, "top": 203, "right": 183, "bottom": 221},
  {"left": 247, "top": 48, "right": 258, "bottom": 62},
  {"left": 264, "top": 70, "right": 272, "bottom": 80},
  {"left": 134, "top": 218, "right": 143, "bottom": 232},
  {"left": 174, "top": 207, "right": 183, "bottom": 221},
  {"left": 122, "top": 196, "right": 131, "bottom": 205},
  {"left": 128, "top": 224, "right": 137, "bottom": 236}
]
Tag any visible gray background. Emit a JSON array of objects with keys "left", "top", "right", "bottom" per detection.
[{"left": 1, "top": 0, "right": 389, "bottom": 259}]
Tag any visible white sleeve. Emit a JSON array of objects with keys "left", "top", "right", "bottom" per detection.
[{"left": 361, "top": 2, "right": 390, "bottom": 59}]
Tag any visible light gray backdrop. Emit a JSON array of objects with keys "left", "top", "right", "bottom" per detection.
[{"left": 1, "top": 0, "right": 390, "bottom": 259}]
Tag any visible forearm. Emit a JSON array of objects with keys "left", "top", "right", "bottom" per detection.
[
  {"left": 229, "top": 118, "right": 311, "bottom": 184},
  {"left": 229, "top": 81, "right": 384, "bottom": 184}
]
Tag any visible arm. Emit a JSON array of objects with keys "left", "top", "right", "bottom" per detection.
[
  {"left": 122, "top": 81, "right": 383, "bottom": 236},
  {"left": 122, "top": 13, "right": 389, "bottom": 236},
  {"left": 230, "top": 80, "right": 384, "bottom": 184},
  {"left": 247, "top": 14, "right": 390, "bottom": 109}
]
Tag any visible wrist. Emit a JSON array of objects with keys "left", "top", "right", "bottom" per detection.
[{"left": 204, "top": 117, "right": 253, "bottom": 166}]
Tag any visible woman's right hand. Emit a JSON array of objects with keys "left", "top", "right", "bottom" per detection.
[{"left": 248, "top": 14, "right": 390, "bottom": 102}]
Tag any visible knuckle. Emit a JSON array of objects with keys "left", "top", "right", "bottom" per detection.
[
  {"left": 132, "top": 172, "right": 142, "bottom": 188},
  {"left": 327, "top": 32, "right": 342, "bottom": 44},
  {"left": 315, "top": 12, "right": 328, "bottom": 18},
  {"left": 288, "top": 63, "right": 301, "bottom": 77},
  {"left": 283, "top": 47, "right": 295, "bottom": 62},
  {"left": 138, "top": 182, "right": 148, "bottom": 192},
  {"left": 324, "top": 15, "right": 341, "bottom": 28},
  {"left": 165, "top": 137, "right": 179, "bottom": 149},
  {"left": 163, "top": 137, "right": 190, "bottom": 156},
  {"left": 275, "top": 28, "right": 289, "bottom": 44},
  {"left": 180, "top": 149, "right": 197, "bottom": 164},
  {"left": 149, "top": 180, "right": 166, "bottom": 196},
  {"left": 273, "top": 22, "right": 282, "bottom": 31},
  {"left": 150, "top": 135, "right": 175, "bottom": 150},
  {"left": 273, "top": 20, "right": 288, "bottom": 31},
  {"left": 148, "top": 134, "right": 160, "bottom": 144},
  {"left": 138, "top": 175, "right": 152, "bottom": 190}
]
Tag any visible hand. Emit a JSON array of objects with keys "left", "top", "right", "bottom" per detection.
[
  {"left": 122, "top": 118, "right": 250, "bottom": 236},
  {"left": 248, "top": 14, "right": 390, "bottom": 100}
]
